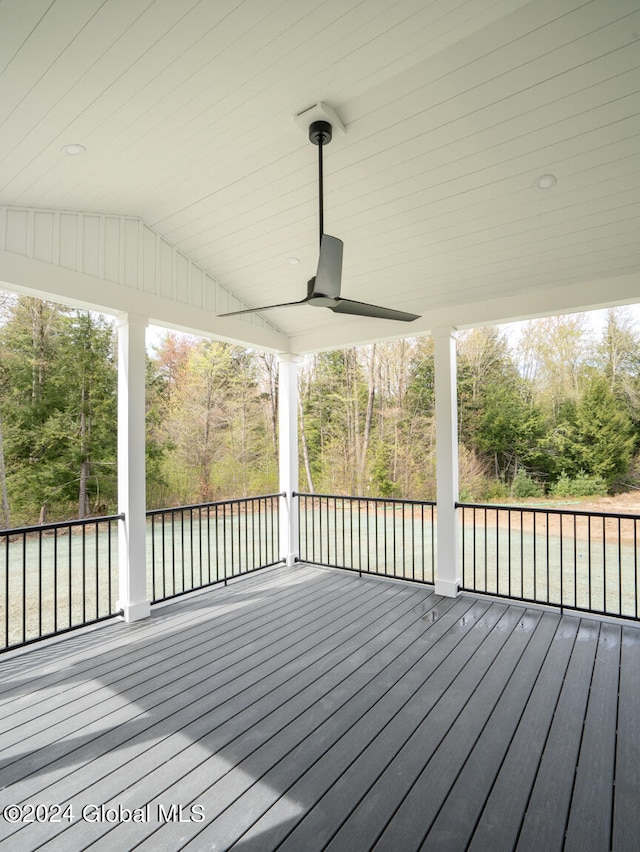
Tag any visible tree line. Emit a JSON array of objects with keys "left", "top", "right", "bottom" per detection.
[
  {"left": 301, "top": 311, "right": 639, "bottom": 502},
  {"left": 1, "top": 292, "right": 639, "bottom": 526}
]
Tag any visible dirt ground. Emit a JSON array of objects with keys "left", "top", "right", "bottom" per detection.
[
  {"left": 456, "top": 491, "right": 640, "bottom": 551},
  {"left": 525, "top": 491, "right": 640, "bottom": 516}
]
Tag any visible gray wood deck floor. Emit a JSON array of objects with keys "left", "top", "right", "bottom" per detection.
[{"left": 0, "top": 563, "right": 638, "bottom": 851}]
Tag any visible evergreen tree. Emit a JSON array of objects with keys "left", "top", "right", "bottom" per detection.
[
  {"left": 0, "top": 298, "right": 117, "bottom": 522},
  {"left": 572, "top": 372, "right": 635, "bottom": 486}
]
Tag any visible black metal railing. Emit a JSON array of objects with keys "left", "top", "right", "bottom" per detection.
[
  {"left": 147, "top": 494, "right": 282, "bottom": 603},
  {"left": 1, "top": 514, "right": 123, "bottom": 652},
  {"left": 9, "top": 495, "right": 637, "bottom": 653},
  {"left": 296, "top": 493, "right": 436, "bottom": 584},
  {"left": 458, "top": 502, "right": 640, "bottom": 621}
]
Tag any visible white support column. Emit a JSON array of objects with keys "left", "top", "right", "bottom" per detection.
[
  {"left": 278, "top": 354, "right": 299, "bottom": 566},
  {"left": 433, "top": 327, "right": 461, "bottom": 597},
  {"left": 116, "top": 313, "right": 151, "bottom": 621}
]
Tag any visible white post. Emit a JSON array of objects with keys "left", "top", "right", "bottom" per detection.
[
  {"left": 116, "top": 313, "right": 150, "bottom": 621},
  {"left": 433, "top": 327, "right": 461, "bottom": 597},
  {"left": 278, "top": 354, "right": 299, "bottom": 566}
]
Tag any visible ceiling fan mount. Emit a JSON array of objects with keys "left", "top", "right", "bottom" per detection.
[{"left": 218, "top": 114, "right": 420, "bottom": 324}]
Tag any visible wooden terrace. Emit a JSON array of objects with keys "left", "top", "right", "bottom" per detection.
[{"left": 0, "top": 563, "right": 638, "bottom": 851}]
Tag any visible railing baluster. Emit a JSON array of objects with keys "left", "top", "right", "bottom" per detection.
[
  {"left": 22, "top": 531, "right": 26, "bottom": 644},
  {"left": 228, "top": 502, "right": 233, "bottom": 580},
  {"left": 413, "top": 505, "right": 416, "bottom": 580},
  {"left": 38, "top": 528, "right": 43, "bottom": 639},
  {"left": 559, "top": 514, "right": 564, "bottom": 611},
  {"left": 171, "top": 510, "right": 176, "bottom": 596},
  {"left": 519, "top": 509, "right": 524, "bottom": 602},
  {"left": 618, "top": 516, "right": 622, "bottom": 617},
  {"left": 496, "top": 509, "right": 501, "bottom": 597},
  {"left": 602, "top": 515, "right": 607, "bottom": 616},
  {"left": 67, "top": 524, "right": 72, "bottom": 631},
  {"left": 216, "top": 503, "right": 221, "bottom": 585},
  {"left": 238, "top": 500, "right": 243, "bottom": 575},
  {"left": 82, "top": 523, "right": 86, "bottom": 625},
  {"left": 53, "top": 528, "right": 58, "bottom": 632},
  {"left": 587, "top": 515, "right": 592, "bottom": 613},
  {"left": 358, "top": 498, "right": 362, "bottom": 577},
  {"left": 336, "top": 496, "right": 340, "bottom": 567},
  {"left": 341, "top": 498, "right": 345, "bottom": 569},
  {"left": 572, "top": 513, "right": 577, "bottom": 611},
  {"left": 4, "top": 540, "right": 9, "bottom": 648},
  {"left": 635, "top": 518, "right": 639, "bottom": 620},
  {"left": 95, "top": 520, "right": 100, "bottom": 620},
  {"left": 482, "top": 507, "right": 488, "bottom": 592},
  {"left": 532, "top": 511, "right": 537, "bottom": 603},
  {"left": 108, "top": 520, "right": 113, "bottom": 614}
]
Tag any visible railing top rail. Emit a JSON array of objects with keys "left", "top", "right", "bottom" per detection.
[
  {"left": 294, "top": 492, "right": 436, "bottom": 507},
  {"left": 146, "top": 493, "right": 284, "bottom": 516},
  {"left": 456, "top": 501, "right": 640, "bottom": 522},
  {"left": 0, "top": 513, "right": 125, "bottom": 538}
]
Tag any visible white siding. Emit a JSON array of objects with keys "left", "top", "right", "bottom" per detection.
[{"left": 0, "top": 205, "right": 279, "bottom": 338}]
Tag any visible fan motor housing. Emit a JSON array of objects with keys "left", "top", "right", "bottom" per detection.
[{"left": 309, "top": 120, "right": 332, "bottom": 146}]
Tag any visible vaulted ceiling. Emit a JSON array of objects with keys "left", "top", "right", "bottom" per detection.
[{"left": 1, "top": 0, "right": 639, "bottom": 352}]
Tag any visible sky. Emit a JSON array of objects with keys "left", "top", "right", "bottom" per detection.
[{"left": 501, "top": 304, "right": 640, "bottom": 351}]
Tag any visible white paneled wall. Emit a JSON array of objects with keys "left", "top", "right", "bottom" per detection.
[{"left": 0, "top": 206, "right": 277, "bottom": 333}]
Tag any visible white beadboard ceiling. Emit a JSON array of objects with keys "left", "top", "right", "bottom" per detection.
[{"left": 1, "top": 0, "right": 639, "bottom": 352}]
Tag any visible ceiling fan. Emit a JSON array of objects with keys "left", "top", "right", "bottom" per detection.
[{"left": 218, "top": 119, "right": 420, "bottom": 323}]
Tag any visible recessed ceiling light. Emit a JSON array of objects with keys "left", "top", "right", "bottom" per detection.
[
  {"left": 535, "top": 173, "right": 557, "bottom": 189},
  {"left": 287, "top": 257, "right": 301, "bottom": 265},
  {"left": 62, "top": 144, "right": 86, "bottom": 156}
]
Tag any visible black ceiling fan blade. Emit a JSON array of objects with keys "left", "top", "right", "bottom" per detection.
[
  {"left": 218, "top": 296, "right": 310, "bottom": 318},
  {"left": 329, "top": 298, "right": 420, "bottom": 322},
  {"left": 313, "top": 234, "right": 343, "bottom": 299}
]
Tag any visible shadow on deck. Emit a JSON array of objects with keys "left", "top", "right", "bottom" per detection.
[{"left": 0, "top": 563, "right": 638, "bottom": 851}]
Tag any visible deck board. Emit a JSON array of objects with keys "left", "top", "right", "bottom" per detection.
[
  {"left": 613, "top": 625, "right": 640, "bottom": 852},
  {"left": 515, "top": 619, "right": 600, "bottom": 852},
  {"left": 0, "top": 563, "right": 637, "bottom": 851},
  {"left": 564, "top": 622, "right": 621, "bottom": 852}
]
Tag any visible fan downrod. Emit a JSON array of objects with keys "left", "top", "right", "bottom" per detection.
[{"left": 309, "top": 120, "right": 332, "bottom": 146}]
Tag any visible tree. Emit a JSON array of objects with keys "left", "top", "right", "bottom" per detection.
[
  {"left": 146, "top": 334, "right": 278, "bottom": 504},
  {"left": 457, "top": 327, "right": 541, "bottom": 485},
  {"left": 475, "top": 381, "right": 544, "bottom": 480},
  {"left": 572, "top": 372, "right": 635, "bottom": 486},
  {"left": 0, "top": 299, "right": 118, "bottom": 522},
  {"left": 458, "top": 327, "right": 514, "bottom": 453},
  {"left": 298, "top": 350, "right": 358, "bottom": 494},
  {"left": 516, "top": 314, "right": 592, "bottom": 417},
  {"left": 596, "top": 307, "right": 640, "bottom": 425}
]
